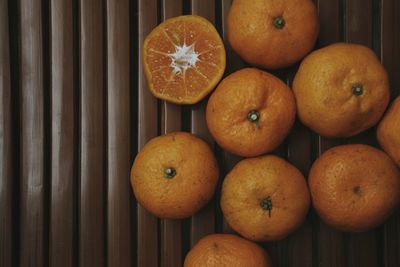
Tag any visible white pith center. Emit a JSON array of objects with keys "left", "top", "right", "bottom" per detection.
[{"left": 168, "top": 43, "right": 199, "bottom": 75}]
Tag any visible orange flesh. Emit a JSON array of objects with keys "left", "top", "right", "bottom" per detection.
[{"left": 143, "top": 15, "right": 225, "bottom": 104}]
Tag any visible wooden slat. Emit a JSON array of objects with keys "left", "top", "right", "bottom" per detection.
[
  {"left": 137, "top": 0, "right": 159, "bottom": 266},
  {"left": 106, "top": 0, "right": 131, "bottom": 266},
  {"left": 381, "top": 1, "right": 400, "bottom": 266},
  {"left": 49, "top": 0, "right": 75, "bottom": 266},
  {"left": 189, "top": 0, "right": 216, "bottom": 247},
  {"left": 381, "top": 0, "right": 400, "bottom": 98},
  {"left": 345, "top": 0, "right": 373, "bottom": 46},
  {"left": 0, "top": 0, "right": 12, "bottom": 266},
  {"left": 315, "top": 1, "right": 346, "bottom": 266},
  {"left": 344, "top": 1, "right": 379, "bottom": 266},
  {"left": 79, "top": 0, "right": 105, "bottom": 266},
  {"left": 160, "top": 0, "right": 183, "bottom": 266},
  {"left": 19, "top": 0, "right": 46, "bottom": 266}
]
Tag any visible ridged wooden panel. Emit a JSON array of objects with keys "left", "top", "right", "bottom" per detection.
[{"left": 0, "top": 0, "right": 399, "bottom": 266}]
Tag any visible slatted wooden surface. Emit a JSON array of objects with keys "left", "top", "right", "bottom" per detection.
[{"left": 0, "top": 0, "right": 400, "bottom": 266}]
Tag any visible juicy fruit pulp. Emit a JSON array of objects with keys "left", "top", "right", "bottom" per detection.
[{"left": 143, "top": 15, "right": 226, "bottom": 104}]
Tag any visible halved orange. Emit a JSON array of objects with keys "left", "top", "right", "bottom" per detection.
[{"left": 143, "top": 15, "right": 226, "bottom": 104}]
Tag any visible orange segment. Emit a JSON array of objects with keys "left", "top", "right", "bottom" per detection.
[{"left": 143, "top": 15, "right": 226, "bottom": 104}]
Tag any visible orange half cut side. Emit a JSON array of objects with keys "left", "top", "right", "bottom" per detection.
[{"left": 143, "top": 15, "right": 226, "bottom": 104}]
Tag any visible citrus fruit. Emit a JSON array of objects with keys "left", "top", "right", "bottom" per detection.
[
  {"left": 221, "top": 155, "right": 310, "bottom": 241},
  {"left": 206, "top": 68, "right": 296, "bottom": 157},
  {"left": 377, "top": 96, "right": 400, "bottom": 166},
  {"left": 143, "top": 15, "right": 226, "bottom": 104},
  {"left": 309, "top": 144, "right": 400, "bottom": 232},
  {"left": 293, "top": 43, "right": 390, "bottom": 138},
  {"left": 131, "top": 132, "right": 219, "bottom": 219},
  {"left": 184, "top": 234, "right": 272, "bottom": 267},
  {"left": 227, "top": 0, "right": 319, "bottom": 69}
]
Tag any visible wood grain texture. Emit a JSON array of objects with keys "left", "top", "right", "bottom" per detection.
[
  {"left": 137, "top": 0, "right": 159, "bottom": 266},
  {"left": 106, "top": 0, "right": 131, "bottom": 266},
  {"left": 0, "top": 0, "right": 12, "bottom": 266},
  {"left": 79, "top": 0, "right": 105, "bottom": 266},
  {"left": 19, "top": 0, "right": 46, "bottom": 266},
  {"left": 345, "top": 0, "right": 373, "bottom": 46},
  {"left": 381, "top": 1, "right": 400, "bottom": 266},
  {"left": 49, "top": 0, "right": 75, "bottom": 266},
  {"left": 189, "top": 0, "right": 216, "bottom": 247},
  {"left": 160, "top": 0, "right": 183, "bottom": 266}
]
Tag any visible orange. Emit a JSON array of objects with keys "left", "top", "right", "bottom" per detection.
[
  {"left": 377, "top": 96, "right": 400, "bottom": 166},
  {"left": 221, "top": 155, "right": 310, "bottom": 241},
  {"left": 206, "top": 68, "right": 296, "bottom": 157},
  {"left": 184, "top": 234, "right": 272, "bottom": 267},
  {"left": 227, "top": 0, "right": 319, "bottom": 69},
  {"left": 309, "top": 144, "right": 400, "bottom": 232},
  {"left": 143, "top": 15, "right": 226, "bottom": 104},
  {"left": 131, "top": 132, "right": 219, "bottom": 219},
  {"left": 293, "top": 43, "right": 390, "bottom": 138}
]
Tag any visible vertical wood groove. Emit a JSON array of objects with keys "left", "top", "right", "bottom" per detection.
[
  {"left": 137, "top": 0, "right": 159, "bottom": 266},
  {"left": 106, "top": 0, "right": 132, "bottom": 266},
  {"left": 0, "top": 0, "right": 12, "bottom": 266},
  {"left": 19, "top": 0, "right": 46, "bottom": 265},
  {"left": 79, "top": 0, "right": 105, "bottom": 265},
  {"left": 49, "top": 0, "right": 75, "bottom": 266}
]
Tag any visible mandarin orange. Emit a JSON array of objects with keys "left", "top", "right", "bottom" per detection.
[
  {"left": 221, "top": 155, "right": 310, "bottom": 241},
  {"left": 309, "top": 144, "right": 400, "bottom": 232},
  {"left": 184, "top": 234, "right": 271, "bottom": 267},
  {"left": 143, "top": 15, "right": 225, "bottom": 104},
  {"left": 131, "top": 132, "right": 219, "bottom": 219},
  {"left": 206, "top": 68, "right": 296, "bottom": 157},
  {"left": 293, "top": 43, "right": 390, "bottom": 137}
]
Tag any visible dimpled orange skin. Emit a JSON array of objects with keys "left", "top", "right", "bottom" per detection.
[
  {"left": 377, "top": 97, "right": 400, "bottom": 167},
  {"left": 184, "top": 234, "right": 272, "bottom": 267},
  {"left": 227, "top": 0, "right": 319, "bottom": 69},
  {"left": 206, "top": 68, "right": 296, "bottom": 157},
  {"left": 293, "top": 43, "right": 390, "bottom": 138},
  {"left": 131, "top": 132, "right": 219, "bottom": 219},
  {"left": 309, "top": 144, "right": 400, "bottom": 232},
  {"left": 221, "top": 155, "right": 310, "bottom": 242}
]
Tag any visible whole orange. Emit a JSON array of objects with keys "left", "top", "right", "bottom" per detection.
[
  {"left": 227, "top": 0, "right": 319, "bottom": 69},
  {"left": 143, "top": 15, "right": 226, "bottom": 104},
  {"left": 131, "top": 132, "right": 219, "bottom": 219},
  {"left": 206, "top": 68, "right": 296, "bottom": 157},
  {"left": 293, "top": 43, "right": 390, "bottom": 138},
  {"left": 309, "top": 144, "right": 400, "bottom": 232},
  {"left": 184, "top": 234, "right": 272, "bottom": 267},
  {"left": 221, "top": 155, "right": 310, "bottom": 241},
  {"left": 377, "top": 96, "right": 400, "bottom": 166}
]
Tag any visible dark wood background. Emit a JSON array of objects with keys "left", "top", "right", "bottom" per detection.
[{"left": 1, "top": 0, "right": 399, "bottom": 266}]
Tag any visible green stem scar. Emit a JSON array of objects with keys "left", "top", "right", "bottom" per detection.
[
  {"left": 273, "top": 16, "right": 285, "bottom": 29},
  {"left": 352, "top": 83, "right": 364, "bottom": 96},
  {"left": 247, "top": 110, "right": 260, "bottom": 128},
  {"left": 164, "top": 167, "right": 176, "bottom": 179},
  {"left": 260, "top": 197, "right": 273, "bottom": 217}
]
